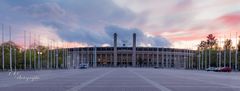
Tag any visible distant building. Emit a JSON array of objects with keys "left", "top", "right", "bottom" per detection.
[{"left": 67, "top": 33, "right": 195, "bottom": 69}]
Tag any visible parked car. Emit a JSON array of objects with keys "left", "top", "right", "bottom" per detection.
[
  {"left": 154, "top": 66, "right": 160, "bottom": 69},
  {"left": 214, "top": 67, "right": 231, "bottom": 72},
  {"left": 220, "top": 67, "right": 232, "bottom": 72},
  {"left": 79, "top": 64, "right": 88, "bottom": 69},
  {"left": 205, "top": 67, "right": 216, "bottom": 71},
  {"left": 214, "top": 67, "right": 222, "bottom": 72}
]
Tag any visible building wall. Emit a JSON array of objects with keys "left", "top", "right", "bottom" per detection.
[{"left": 68, "top": 47, "right": 195, "bottom": 68}]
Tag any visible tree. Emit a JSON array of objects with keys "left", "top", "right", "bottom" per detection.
[
  {"left": 224, "top": 39, "right": 232, "bottom": 50},
  {"left": 198, "top": 41, "right": 207, "bottom": 50},
  {"left": 238, "top": 36, "right": 240, "bottom": 51},
  {"left": 207, "top": 34, "right": 217, "bottom": 49},
  {"left": 0, "top": 41, "right": 23, "bottom": 69}
]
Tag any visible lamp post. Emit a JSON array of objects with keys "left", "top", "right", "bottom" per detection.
[{"left": 37, "top": 51, "right": 42, "bottom": 70}]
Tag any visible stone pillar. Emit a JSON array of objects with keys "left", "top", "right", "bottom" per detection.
[
  {"left": 166, "top": 51, "right": 168, "bottom": 68},
  {"left": 161, "top": 48, "right": 164, "bottom": 68},
  {"left": 132, "top": 33, "right": 136, "bottom": 67},
  {"left": 147, "top": 53, "right": 149, "bottom": 67},
  {"left": 114, "top": 33, "right": 117, "bottom": 67},
  {"left": 93, "top": 46, "right": 97, "bottom": 67},
  {"left": 156, "top": 48, "right": 159, "bottom": 67}
]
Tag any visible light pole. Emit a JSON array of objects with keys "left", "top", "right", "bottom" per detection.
[{"left": 37, "top": 51, "right": 42, "bottom": 69}]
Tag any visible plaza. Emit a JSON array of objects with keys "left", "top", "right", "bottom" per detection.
[
  {"left": 1, "top": 68, "right": 240, "bottom": 91},
  {"left": 1, "top": 0, "right": 240, "bottom": 91}
]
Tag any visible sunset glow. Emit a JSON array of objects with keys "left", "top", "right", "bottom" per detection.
[{"left": 1, "top": 0, "right": 240, "bottom": 49}]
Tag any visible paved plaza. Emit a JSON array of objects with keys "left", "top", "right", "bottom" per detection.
[{"left": 0, "top": 68, "right": 240, "bottom": 91}]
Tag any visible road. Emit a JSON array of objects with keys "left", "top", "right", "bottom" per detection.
[{"left": 0, "top": 68, "right": 240, "bottom": 91}]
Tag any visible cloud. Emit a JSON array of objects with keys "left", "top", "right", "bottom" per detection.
[
  {"left": 2, "top": 0, "right": 240, "bottom": 49},
  {"left": 104, "top": 25, "right": 171, "bottom": 47},
  {"left": 55, "top": 24, "right": 171, "bottom": 47},
  {"left": 218, "top": 11, "right": 240, "bottom": 25},
  {"left": 14, "top": 3, "right": 66, "bottom": 18},
  {"left": 0, "top": 0, "right": 144, "bottom": 47}
]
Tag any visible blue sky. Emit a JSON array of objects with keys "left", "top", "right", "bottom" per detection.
[{"left": 1, "top": 0, "right": 240, "bottom": 48}]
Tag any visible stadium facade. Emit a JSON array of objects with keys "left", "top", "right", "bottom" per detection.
[{"left": 67, "top": 33, "right": 195, "bottom": 69}]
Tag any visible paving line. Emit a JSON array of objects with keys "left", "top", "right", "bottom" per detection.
[
  {"left": 67, "top": 69, "right": 114, "bottom": 91},
  {"left": 129, "top": 69, "right": 172, "bottom": 91}
]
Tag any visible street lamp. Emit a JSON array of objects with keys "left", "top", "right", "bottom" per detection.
[{"left": 37, "top": 51, "right": 42, "bottom": 69}]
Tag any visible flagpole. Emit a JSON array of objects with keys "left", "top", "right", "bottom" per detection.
[
  {"left": 9, "top": 26, "right": 12, "bottom": 71},
  {"left": 14, "top": 48, "right": 16, "bottom": 71},
  {"left": 209, "top": 42, "right": 211, "bottom": 68},
  {"left": 62, "top": 40, "right": 64, "bottom": 69},
  {"left": 29, "top": 32, "right": 32, "bottom": 69},
  {"left": 2, "top": 24, "right": 4, "bottom": 71},
  {"left": 201, "top": 48, "right": 203, "bottom": 69},
  {"left": 219, "top": 36, "right": 222, "bottom": 67},
  {"left": 230, "top": 33, "right": 232, "bottom": 68},
  {"left": 224, "top": 35, "right": 226, "bottom": 67},
  {"left": 198, "top": 47, "right": 201, "bottom": 70},
  {"left": 53, "top": 40, "right": 55, "bottom": 69},
  {"left": 47, "top": 40, "right": 49, "bottom": 69},
  {"left": 50, "top": 40, "right": 53, "bottom": 69},
  {"left": 235, "top": 32, "right": 238, "bottom": 70},
  {"left": 56, "top": 41, "right": 59, "bottom": 69},
  {"left": 33, "top": 34, "right": 36, "bottom": 70},
  {"left": 205, "top": 45, "right": 207, "bottom": 69},
  {"left": 24, "top": 31, "right": 26, "bottom": 70},
  {"left": 38, "top": 35, "right": 40, "bottom": 69}
]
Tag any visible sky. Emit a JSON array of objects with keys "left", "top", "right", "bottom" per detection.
[{"left": 1, "top": 0, "right": 240, "bottom": 49}]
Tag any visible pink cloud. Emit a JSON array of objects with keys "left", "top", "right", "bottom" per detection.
[{"left": 218, "top": 12, "right": 240, "bottom": 25}]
